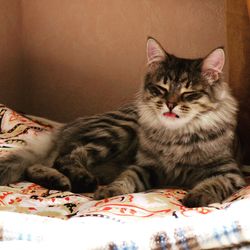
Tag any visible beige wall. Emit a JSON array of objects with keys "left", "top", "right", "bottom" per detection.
[
  {"left": 0, "top": 0, "right": 226, "bottom": 122},
  {"left": 0, "top": 0, "right": 22, "bottom": 111},
  {"left": 20, "top": 0, "right": 226, "bottom": 122},
  {"left": 1, "top": 1, "right": 250, "bottom": 162},
  {"left": 2, "top": 1, "right": 250, "bottom": 181}
]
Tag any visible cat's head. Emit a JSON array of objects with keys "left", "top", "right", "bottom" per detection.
[{"left": 139, "top": 37, "right": 236, "bottom": 130}]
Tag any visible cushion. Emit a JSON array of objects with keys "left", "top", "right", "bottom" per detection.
[{"left": 0, "top": 104, "right": 250, "bottom": 249}]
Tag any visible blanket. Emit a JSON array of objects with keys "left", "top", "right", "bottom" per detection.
[{"left": 0, "top": 104, "right": 250, "bottom": 249}]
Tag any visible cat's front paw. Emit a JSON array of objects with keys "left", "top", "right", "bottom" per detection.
[
  {"left": 182, "top": 190, "right": 221, "bottom": 208},
  {"left": 94, "top": 185, "right": 126, "bottom": 200},
  {"left": 71, "top": 171, "right": 98, "bottom": 193},
  {"left": 26, "top": 164, "right": 72, "bottom": 191},
  {"left": 49, "top": 175, "right": 72, "bottom": 191}
]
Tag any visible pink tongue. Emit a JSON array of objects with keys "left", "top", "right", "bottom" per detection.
[{"left": 163, "top": 112, "right": 178, "bottom": 118}]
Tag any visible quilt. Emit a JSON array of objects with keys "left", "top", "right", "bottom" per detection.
[{"left": 0, "top": 104, "right": 250, "bottom": 249}]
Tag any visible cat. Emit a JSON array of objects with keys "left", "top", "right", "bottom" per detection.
[{"left": 0, "top": 37, "right": 246, "bottom": 208}]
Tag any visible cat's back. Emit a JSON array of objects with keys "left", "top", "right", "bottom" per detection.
[{"left": 57, "top": 104, "right": 139, "bottom": 155}]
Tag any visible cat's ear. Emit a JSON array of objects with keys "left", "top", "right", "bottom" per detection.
[
  {"left": 202, "top": 48, "right": 225, "bottom": 82},
  {"left": 147, "top": 37, "right": 166, "bottom": 64}
]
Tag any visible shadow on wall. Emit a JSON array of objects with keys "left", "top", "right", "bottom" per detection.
[
  {"left": 227, "top": 0, "right": 250, "bottom": 164},
  {"left": 239, "top": 23, "right": 250, "bottom": 164},
  {"left": 21, "top": 54, "right": 142, "bottom": 123}
]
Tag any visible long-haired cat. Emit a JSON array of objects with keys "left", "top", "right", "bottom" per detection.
[{"left": 0, "top": 37, "right": 245, "bottom": 207}]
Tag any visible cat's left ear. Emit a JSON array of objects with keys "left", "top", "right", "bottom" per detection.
[
  {"left": 202, "top": 48, "right": 225, "bottom": 82},
  {"left": 147, "top": 37, "right": 166, "bottom": 64}
]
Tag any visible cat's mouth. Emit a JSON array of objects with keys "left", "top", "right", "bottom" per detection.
[{"left": 163, "top": 112, "right": 180, "bottom": 118}]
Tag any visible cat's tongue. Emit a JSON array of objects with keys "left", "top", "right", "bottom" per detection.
[{"left": 163, "top": 112, "right": 179, "bottom": 118}]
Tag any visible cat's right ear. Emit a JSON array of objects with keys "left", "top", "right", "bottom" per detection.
[{"left": 147, "top": 37, "right": 166, "bottom": 64}]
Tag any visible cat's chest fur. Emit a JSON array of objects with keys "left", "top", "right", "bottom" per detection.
[
  {"left": 136, "top": 122, "right": 233, "bottom": 187},
  {"left": 137, "top": 126, "right": 226, "bottom": 187}
]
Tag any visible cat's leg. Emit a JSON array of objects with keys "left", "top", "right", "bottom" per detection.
[
  {"left": 182, "top": 167, "right": 245, "bottom": 207},
  {"left": 53, "top": 149, "right": 98, "bottom": 193},
  {"left": 0, "top": 155, "right": 25, "bottom": 185},
  {"left": 0, "top": 152, "right": 35, "bottom": 185},
  {"left": 94, "top": 165, "right": 153, "bottom": 199},
  {"left": 26, "top": 164, "right": 71, "bottom": 191}
]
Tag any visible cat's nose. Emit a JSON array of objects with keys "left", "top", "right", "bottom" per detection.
[{"left": 166, "top": 102, "right": 177, "bottom": 111}]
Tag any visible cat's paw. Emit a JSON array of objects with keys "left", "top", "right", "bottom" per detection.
[
  {"left": 26, "top": 164, "right": 71, "bottom": 191},
  {"left": 182, "top": 190, "right": 221, "bottom": 208},
  {"left": 49, "top": 175, "right": 72, "bottom": 191},
  {"left": 93, "top": 185, "right": 125, "bottom": 200},
  {"left": 71, "top": 171, "right": 98, "bottom": 193}
]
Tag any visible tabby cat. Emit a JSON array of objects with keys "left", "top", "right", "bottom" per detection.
[{"left": 0, "top": 37, "right": 246, "bottom": 207}]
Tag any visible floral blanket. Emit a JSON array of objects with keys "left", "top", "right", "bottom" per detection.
[{"left": 0, "top": 104, "right": 250, "bottom": 249}]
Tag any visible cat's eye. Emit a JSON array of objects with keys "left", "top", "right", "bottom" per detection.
[
  {"left": 182, "top": 92, "right": 203, "bottom": 102},
  {"left": 146, "top": 84, "right": 168, "bottom": 97}
]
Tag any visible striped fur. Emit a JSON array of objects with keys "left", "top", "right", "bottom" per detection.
[{"left": 26, "top": 38, "right": 246, "bottom": 207}]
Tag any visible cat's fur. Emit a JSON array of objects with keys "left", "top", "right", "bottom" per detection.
[{"left": 0, "top": 38, "right": 246, "bottom": 207}]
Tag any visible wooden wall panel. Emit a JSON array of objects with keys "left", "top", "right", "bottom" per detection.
[{"left": 227, "top": 0, "right": 250, "bottom": 163}]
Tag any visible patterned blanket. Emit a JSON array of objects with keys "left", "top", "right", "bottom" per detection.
[{"left": 0, "top": 104, "right": 250, "bottom": 249}]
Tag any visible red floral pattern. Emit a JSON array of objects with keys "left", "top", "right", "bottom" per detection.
[{"left": 0, "top": 182, "right": 249, "bottom": 221}]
